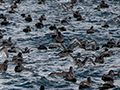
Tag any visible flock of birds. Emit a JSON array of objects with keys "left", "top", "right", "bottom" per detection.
[{"left": 0, "top": 0, "right": 120, "bottom": 90}]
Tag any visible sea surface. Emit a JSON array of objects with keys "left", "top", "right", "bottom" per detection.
[{"left": 0, "top": 0, "right": 120, "bottom": 90}]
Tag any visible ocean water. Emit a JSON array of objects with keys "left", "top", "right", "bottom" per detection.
[{"left": 0, "top": 0, "right": 120, "bottom": 90}]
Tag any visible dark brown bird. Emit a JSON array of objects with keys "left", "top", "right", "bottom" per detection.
[
  {"left": 14, "top": 63, "right": 35, "bottom": 74},
  {"left": 68, "top": 54, "right": 96, "bottom": 67},
  {"left": 87, "top": 26, "right": 94, "bottom": 34},
  {"left": 79, "top": 77, "right": 92, "bottom": 89},
  {"left": 99, "top": 81, "right": 115, "bottom": 90},
  {"left": 102, "top": 70, "right": 115, "bottom": 82}
]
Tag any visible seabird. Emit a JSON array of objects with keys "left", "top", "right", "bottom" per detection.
[
  {"left": 101, "top": 23, "right": 109, "bottom": 28},
  {"left": 99, "top": 81, "right": 115, "bottom": 90},
  {"left": 0, "top": 37, "right": 13, "bottom": 47},
  {"left": 102, "top": 38, "right": 116, "bottom": 48},
  {"left": 14, "top": 63, "right": 35, "bottom": 74},
  {"left": 87, "top": 26, "right": 94, "bottom": 34},
  {"left": 0, "top": 60, "right": 14, "bottom": 72},
  {"left": 64, "top": 66, "right": 76, "bottom": 82},
  {"left": 69, "top": 38, "right": 99, "bottom": 50},
  {"left": 79, "top": 77, "right": 92, "bottom": 89},
  {"left": 94, "top": 0, "right": 109, "bottom": 9},
  {"left": 1, "top": 17, "right": 9, "bottom": 25},
  {"left": 102, "top": 70, "right": 115, "bottom": 82},
  {"left": 23, "top": 26, "right": 31, "bottom": 33},
  {"left": 49, "top": 66, "right": 76, "bottom": 82},
  {"left": 48, "top": 43, "right": 74, "bottom": 57},
  {"left": 25, "top": 15, "right": 32, "bottom": 22},
  {"left": 68, "top": 54, "right": 95, "bottom": 67}
]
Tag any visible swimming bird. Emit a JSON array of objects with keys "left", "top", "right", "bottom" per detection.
[
  {"left": 21, "top": 13, "right": 25, "bottom": 18},
  {"left": 99, "top": 81, "right": 115, "bottom": 90},
  {"left": 32, "top": 45, "right": 47, "bottom": 50},
  {"left": 40, "top": 85, "right": 45, "bottom": 90},
  {"left": 48, "top": 44, "right": 57, "bottom": 49},
  {"left": 35, "top": 19, "right": 44, "bottom": 28},
  {"left": 14, "top": 63, "right": 35, "bottom": 74},
  {"left": 55, "top": 30, "right": 64, "bottom": 43},
  {"left": 39, "top": 14, "right": 46, "bottom": 21},
  {"left": 102, "top": 70, "right": 115, "bottom": 82},
  {"left": 10, "top": 2, "right": 18, "bottom": 8},
  {"left": 76, "top": 15, "right": 84, "bottom": 21},
  {"left": 64, "top": 66, "right": 76, "bottom": 82},
  {"left": 87, "top": 26, "right": 94, "bottom": 34},
  {"left": 0, "top": 14, "right": 5, "bottom": 19},
  {"left": 94, "top": 0, "right": 109, "bottom": 9},
  {"left": 1, "top": 17, "right": 9, "bottom": 25},
  {"left": 79, "top": 77, "right": 92, "bottom": 89},
  {"left": 23, "top": 26, "right": 31, "bottom": 32},
  {"left": 101, "top": 23, "right": 109, "bottom": 28},
  {"left": 25, "top": 15, "right": 32, "bottom": 22},
  {"left": 8, "top": 46, "right": 17, "bottom": 53},
  {"left": 68, "top": 54, "right": 95, "bottom": 67},
  {"left": 55, "top": 18, "right": 68, "bottom": 24},
  {"left": 58, "top": 26, "right": 66, "bottom": 31},
  {"left": 49, "top": 24, "right": 57, "bottom": 30},
  {"left": 0, "top": 37, "right": 13, "bottom": 47},
  {"left": 55, "top": 17, "right": 71, "bottom": 24},
  {"left": 99, "top": 0, "right": 109, "bottom": 8},
  {"left": 102, "top": 38, "right": 116, "bottom": 48},
  {"left": 9, "top": 7, "right": 16, "bottom": 13},
  {"left": 49, "top": 66, "right": 76, "bottom": 82},
  {"left": 73, "top": 11, "right": 82, "bottom": 18}
]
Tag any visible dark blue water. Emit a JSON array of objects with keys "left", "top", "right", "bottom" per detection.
[{"left": 0, "top": 0, "right": 120, "bottom": 90}]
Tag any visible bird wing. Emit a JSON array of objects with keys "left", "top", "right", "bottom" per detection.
[
  {"left": 86, "top": 40, "right": 97, "bottom": 48},
  {"left": 61, "top": 4, "right": 67, "bottom": 10},
  {"left": 24, "top": 67, "right": 35, "bottom": 74},
  {"left": 69, "top": 38, "right": 83, "bottom": 48},
  {"left": 15, "top": 47, "right": 23, "bottom": 52},
  {"left": 0, "top": 46, "right": 9, "bottom": 58},
  {"left": 68, "top": 54, "right": 77, "bottom": 64},
  {"left": 48, "top": 43, "right": 66, "bottom": 50},
  {"left": 0, "top": 2, "right": 8, "bottom": 9}
]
